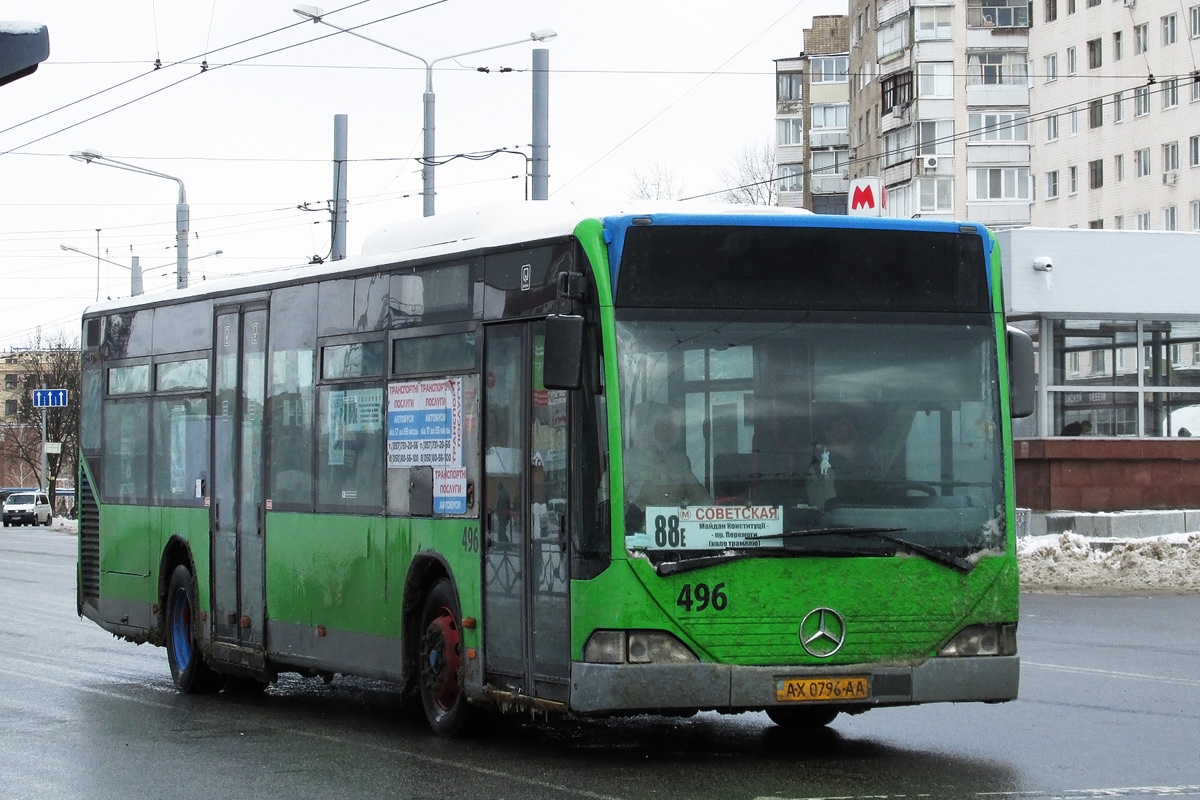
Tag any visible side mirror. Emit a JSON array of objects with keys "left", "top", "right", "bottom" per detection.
[
  {"left": 543, "top": 314, "right": 585, "bottom": 390},
  {"left": 1006, "top": 326, "right": 1035, "bottom": 419}
]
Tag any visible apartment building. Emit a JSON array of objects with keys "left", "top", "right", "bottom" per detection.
[
  {"left": 774, "top": 16, "right": 852, "bottom": 213},
  {"left": 1030, "top": 0, "right": 1200, "bottom": 230}
]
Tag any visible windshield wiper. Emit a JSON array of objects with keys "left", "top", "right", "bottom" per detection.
[
  {"left": 755, "top": 527, "right": 973, "bottom": 573},
  {"left": 655, "top": 553, "right": 750, "bottom": 576}
]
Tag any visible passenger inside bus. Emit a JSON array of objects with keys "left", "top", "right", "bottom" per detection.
[{"left": 622, "top": 401, "right": 712, "bottom": 529}]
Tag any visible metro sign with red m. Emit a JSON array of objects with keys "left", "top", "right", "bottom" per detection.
[{"left": 848, "top": 178, "right": 886, "bottom": 217}]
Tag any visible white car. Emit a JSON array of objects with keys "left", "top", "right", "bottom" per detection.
[{"left": 2, "top": 491, "right": 53, "bottom": 526}]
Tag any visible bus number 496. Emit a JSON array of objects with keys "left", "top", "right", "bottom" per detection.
[{"left": 676, "top": 582, "right": 728, "bottom": 612}]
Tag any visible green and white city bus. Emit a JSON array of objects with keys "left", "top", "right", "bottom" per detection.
[{"left": 78, "top": 202, "right": 1035, "bottom": 735}]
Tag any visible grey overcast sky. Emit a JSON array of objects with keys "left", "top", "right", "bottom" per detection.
[{"left": 0, "top": 0, "right": 844, "bottom": 348}]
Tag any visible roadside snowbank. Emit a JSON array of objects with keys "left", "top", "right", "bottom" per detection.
[{"left": 1018, "top": 532, "right": 1200, "bottom": 593}]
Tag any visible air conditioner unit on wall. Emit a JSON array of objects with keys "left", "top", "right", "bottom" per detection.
[
  {"left": 1164, "top": 170, "right": 1179, "bottom": 186},
  {"left": 1122, "top": 0, "right": 1135, "bottom": 7},
  {"left": 921, "top": 155, "right": 939, "bottom": 172}
]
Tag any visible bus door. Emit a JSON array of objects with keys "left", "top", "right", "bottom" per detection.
[
  {"left": 482, "top": 322, "right": 571, "bottom": 703},
  {"left": 211, "top": 305, "right": 269, "bottom": 665}
]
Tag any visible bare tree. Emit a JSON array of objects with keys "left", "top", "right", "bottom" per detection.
[
  {"left": 0, "top": 330, "right": 80, "bottom": 506},
  {"left": 628, "top": 162, "right": 687, "bottom": 201},
  {"left": 717, "top": 139, "right": 778, "bottom": 206}
]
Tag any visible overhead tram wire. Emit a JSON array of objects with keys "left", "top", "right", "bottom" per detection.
[{"left": 0, "top": 0, "right": 446, "bottom": 156}]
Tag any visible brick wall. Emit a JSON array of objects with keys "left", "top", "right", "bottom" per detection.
[{"left": 1014, "top": 438, "right": 1200, "bottom": 511}]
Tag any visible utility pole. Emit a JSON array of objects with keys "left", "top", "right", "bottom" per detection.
[
  {"left": 332, "top": 114, "right": 348, "bottom": 261},
  {"left": 531, "top": 48, "right": 549, "bottom": 201}
]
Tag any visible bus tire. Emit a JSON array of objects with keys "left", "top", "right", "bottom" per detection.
[
  {"left": 417, "top": 579, "right": 479, "bottom": 737},
  {"left": 165, "top": 564, "right": 219, "bottom": 694},
  {"left": 766, "top": 706, "right": 839, "bottom": 728}
]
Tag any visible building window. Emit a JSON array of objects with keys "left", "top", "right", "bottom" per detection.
[
  {"left": 1088, "top": 99, "right": 1103, "bottom": 128},
  {"left": 1134, "top": 85, "right": 1150, "bottom": 116},
  {"left": 968, "top": 52, "right": 1029, "bottom": 85},
  {"left": 810, "top": 56, "right": 849, "bottom": 83},
  {"left": 1068, "top": 0, "right": 1076, "bottom": 13},
  {"left": 777, "top": 117, "right": 804, "bottom": 146},
  {"left": 1194, "top": 77, "right": 1200, "bottom": 102},
  {"left": 1089, "top": 159, "right": 1104, "bottom": 189},
  {"left": 1069, "top": 165, "right": 1079, "bottom": 193},
  {"left": 1163, "top": 78, "right": 1179, "bottom": 109},
  {"left": 1044, "top": 53, "right": 1058, "bottom": 82},
  {"left": 1089, "top": 219, "right": 1104, "bottom": 229},
  {"left": 1046, "top": 0, "right": 1058, "bottom": 22},
  {"left": 1046, "top": 113, "right": 1059, "bottom": 141},
  {"left": 776, "top": 165, "right": 804, "bottom": 193},
  {"left": 1046, "top": 170, "right": 1060, "bottom": 198},
  {"left": 1190, "top": 134, "right": 1199, "bottom": 167},
  {"left": 1163, "top": 13, "right": 1178, "bottom": 46},
  {"left": 777, "top": 72, "right": 802, "bottom": 101},
  {"left": 968, "top": 0, "right": 1030, "bottom": 28},
  {"left": 1192, "top": 200, "right": 1200, "bottom": 230},
  {"left": 969, "top": 111, "right": 1029, "bottom": 142},
  {"left": 3, "top": 373, "right": 16, "bottom": 391},
  {"left": 811, "top": 103, "right": 849, "bottom": 129},
  {"left": 915, "top": 6, "right": 953, "bottom": 40},
  {"left": 883, "top": 126, "right": 916, "bottom": 166},
  {"left": 880, "top": 70, "right": 913, "bottom": 114},
  {"left": 878, "top": 14, "right": 910, "bottom": 59},
  {"left": 1165, "top": 205, "right": 1179, "bottom": 230},
  {"left": 1137, "top": 211, "right": 1151, "bottom": 229},
  {"left": 1087, "top": 38, "right": 1103, "bottom": 69},
  {"left": 1136, "top": 147, "right": 1152, "bottom": 176},
  {"left": 971, "top": 167, "right": 1030, "bottom": 200},
  {"left": 3, "top": 399, "right": 15, "bottom": 416},
  {"left": 1113, "top": 31, "right": 1123, "bottom": 60},
  {"left": 917, "top": 62, "right": 954, "bottom": 97},
  {"left": 1087, "top": 0, "right": 1100, "bottom": 7},
  {"left": 1116, "top": 153, "right": 1125, "bottom": 181},
  {"left": 919, "top": 119, "right": 955, "bottom": 154},
  {"left": 1069, "top": 107, "right": 1078, "bottom": 134},
  {"left": 1114, "top": 91, "right": 1125, "bottom": 122},
  {"left": 1164, "top": 141, "right": 1180, "bottom": 171},
  {"left": 1135, "top": 23, "right": 1149, "bottom": 54},
  {"left": 1115, "top": 215, "right": 1125, "bottom": 229},
  {"left": 1066, "top": 46, "right": 1077, "bottom": 75},
  {"left": 919, "top": 177, "right": 954, "bottom": 211},
  {"left": 1192, "top": 4, "right": 1200, "bottom": 38}
]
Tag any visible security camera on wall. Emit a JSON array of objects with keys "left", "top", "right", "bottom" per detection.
[{"left": 1032, "top": 256, "right": 1053, "bottom": 272}]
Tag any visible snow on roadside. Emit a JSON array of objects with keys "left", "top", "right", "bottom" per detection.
[{"left": 1018, "top": 532, "right": 1200, "bottom": 593}]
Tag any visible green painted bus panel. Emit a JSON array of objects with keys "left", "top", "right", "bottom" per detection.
[
  {"left": 571, "top": 555, "right": 1016, "bottom": 666},
  {"left": 264, "top": 513, "right": 397, "bottom": 636},
  {"left": 263, "top": 513, "right": 481, "bottom": 640},
  {"left": 95, "top": 504, "right": 212, "bottom": 607}
]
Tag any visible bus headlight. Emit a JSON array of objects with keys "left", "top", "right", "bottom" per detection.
[
  {"left": 938, "top": 623, "right": 1017, "bottom": 657},
  {"left": 583, "top": 630, "right": 699, "bottom": 664}
]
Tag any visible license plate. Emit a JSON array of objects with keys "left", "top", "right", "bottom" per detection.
[{"left": 775, "top": 676, "right": 870, "bottom": 703}]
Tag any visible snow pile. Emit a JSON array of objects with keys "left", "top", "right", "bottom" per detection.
[{"left": 1018, "top": 532, "right": 1200, "bottom": 593}]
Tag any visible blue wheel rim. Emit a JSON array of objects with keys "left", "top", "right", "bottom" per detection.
[{"left": 170, "top": 586, "right": 192, "bottom": 669}]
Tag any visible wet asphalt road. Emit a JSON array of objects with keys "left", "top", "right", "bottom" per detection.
[{"left": 1, "top": 526, "right": 1198, "bottom": 800}]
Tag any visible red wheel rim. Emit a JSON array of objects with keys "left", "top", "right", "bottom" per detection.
[{"left": 424, "top": 607, "right": 462, "bottom": 711}]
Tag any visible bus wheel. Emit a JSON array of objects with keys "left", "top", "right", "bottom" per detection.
[
  {"left": 166, "top": 564, "right": 219, "bottom": 694},
  {"left": 418, "top": 579, "right": 477, "bottom": 737},
  {"left": 766, "top": 706, "right": 839, "bottom": 728}
]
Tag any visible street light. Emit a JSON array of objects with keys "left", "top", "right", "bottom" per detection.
[
  {"left": 60, "top": 244, "right": 143, "bottom": 298},
  {"left": 70, "top": 148, "right": 191, "bottom": 290},
  {"left": 294, "top": 4, "right": 555, "bottom": 216}
]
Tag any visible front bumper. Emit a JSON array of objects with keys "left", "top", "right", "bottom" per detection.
[
  {"left": 3, "top": 512, "right": 36, "bottom": 524},
  {"left": 569, "top": 655, "right": 1019, "bottom": 714}
]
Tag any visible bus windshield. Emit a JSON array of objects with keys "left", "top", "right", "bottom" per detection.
[{"left": 615, "top": 311, "right": 1005, "bottom": 570}]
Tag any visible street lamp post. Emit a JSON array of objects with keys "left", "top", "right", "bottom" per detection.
[
  {"left": 294, "top": 5, "right": 555, "bottom": 216},
  {"left": 70, "top": 149, "right": 191, "bottom": 289},
  {"left": 59, "top": 244, "right": 143, "bottom": 297}
]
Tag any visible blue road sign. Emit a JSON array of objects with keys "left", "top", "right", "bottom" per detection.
[{"left": 32, "top": 389, "right": 68, "bottom": 408}]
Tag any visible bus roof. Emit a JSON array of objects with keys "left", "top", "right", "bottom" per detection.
[{"left": 81, "top": 200, "right": 991, "bottom": 317}]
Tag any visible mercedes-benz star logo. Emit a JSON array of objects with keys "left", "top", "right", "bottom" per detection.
[{"left": 799, "top": 607, "right": 846, "bottom": 658}]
